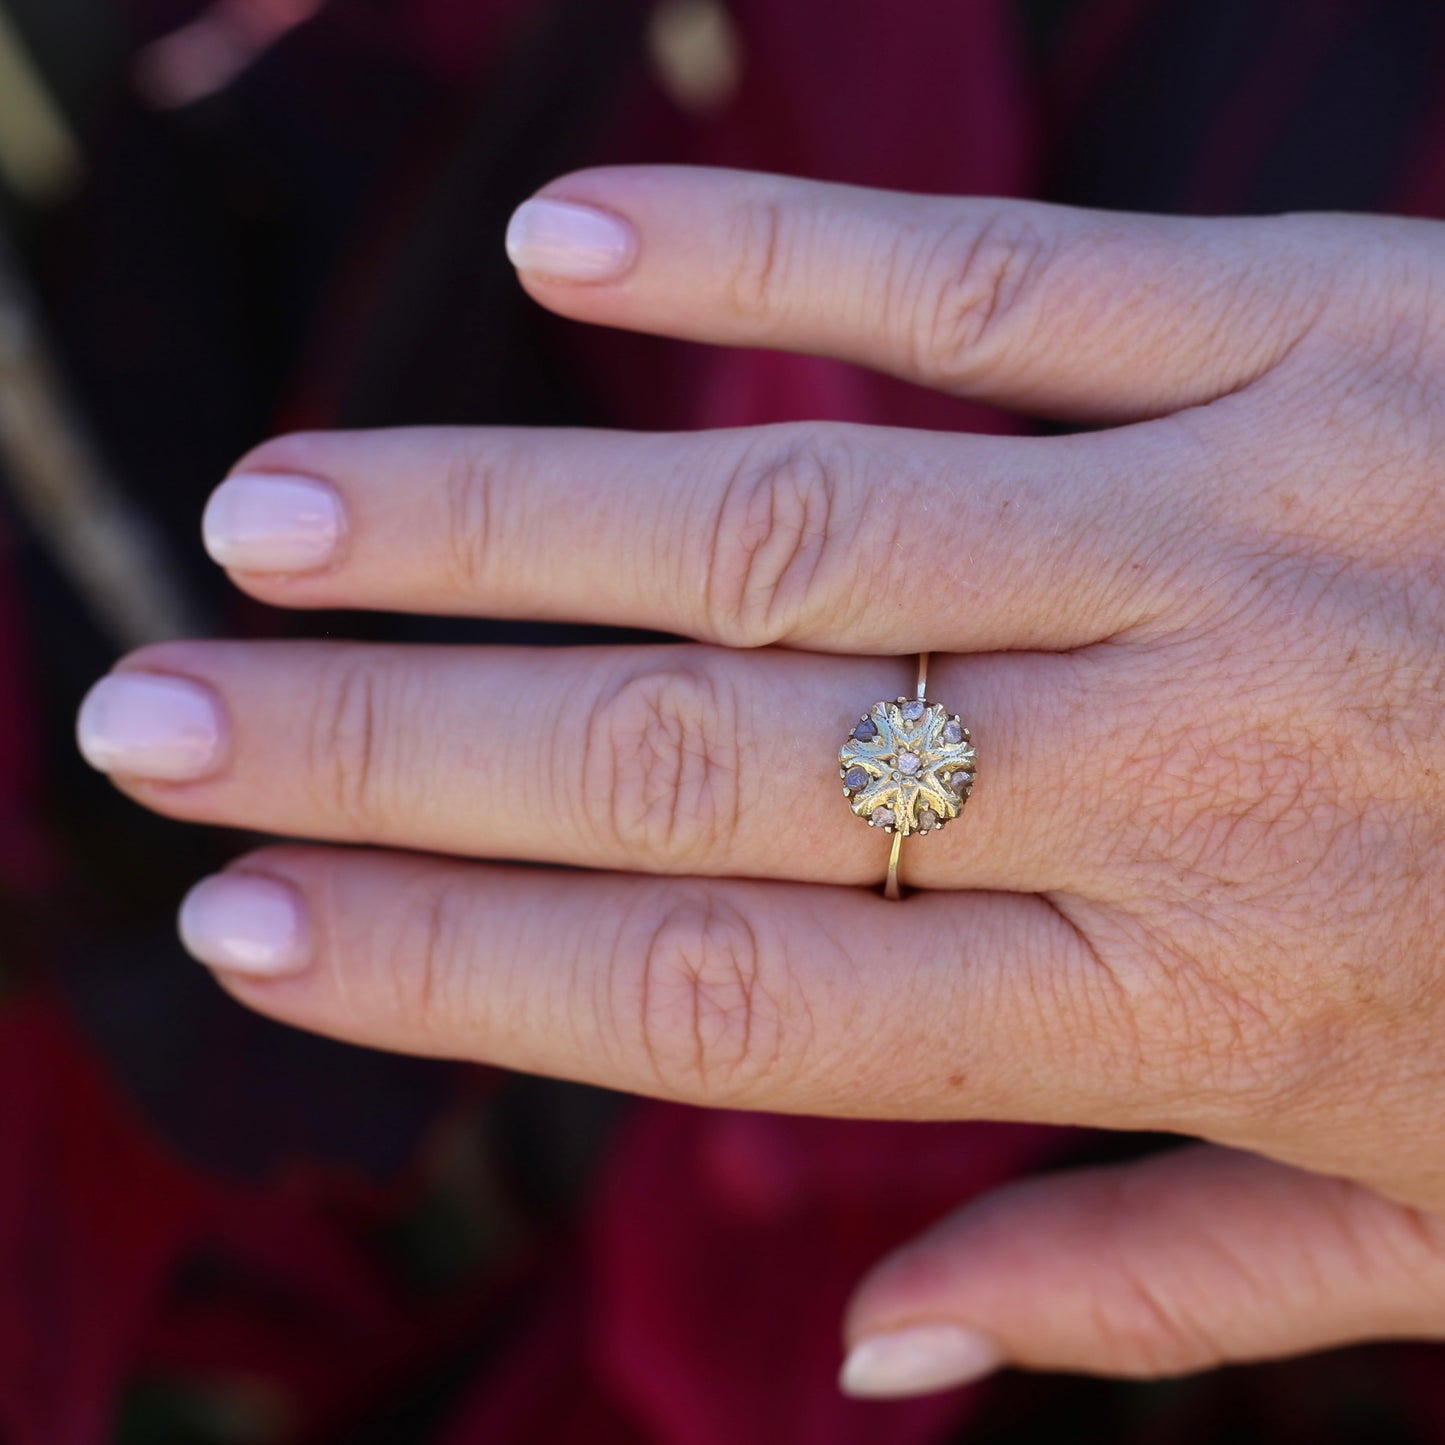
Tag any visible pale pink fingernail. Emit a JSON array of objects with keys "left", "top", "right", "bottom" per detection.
[
  {"left": 839, "top": 1324, "right": 1002, "bottom": 1399},
  {"left": 179, "top": 873, "right": 311, "bottom": 977},
  {"left": 505, "top": 198, "right": 637, "bottom": 282},
  {"left": 202, "top": 473, "right": 344, "bottom": 573},
  {"left": 76, "top": 673, "right": 225, "bottom": 781}
]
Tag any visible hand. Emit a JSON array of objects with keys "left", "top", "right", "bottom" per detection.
[{"left": 77, "top": 166, "right": 1445, "bottom": 1397}]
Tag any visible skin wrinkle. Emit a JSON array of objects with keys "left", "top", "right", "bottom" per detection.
[
  {"left": 1090, "top": 1242, "right": 1223, "bottom": 1378},
  {"left": 634, "top": 891, "right": 782, "bottom": 1102},
  {"left": 580, "top": 662, "right": 741, "bottom": 870},
  {"left": 916, "top": 209, "right": 1059, "bottom": 390},
  {"left": 390, "top": 872, "right": 458, "bottom": 1046},
  {"left": 704, "top": 430, "right": 843, "bottom": 648},
  {"left": 724, "top": 193, "right": 785, "bottom": 328},
  {"left": 306, "top": 649, "right": 383, "bottom": 837},
  {"left": 441, "top": 435, "right": 496, "bottom": 601}
]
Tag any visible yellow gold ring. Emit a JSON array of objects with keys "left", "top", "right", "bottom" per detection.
[{"left": 838, "top": 652, "right": 976, "bottom": 899}]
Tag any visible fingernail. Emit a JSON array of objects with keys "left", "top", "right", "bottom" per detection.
[
  {"left": 840, "top": 1324, "right": 1002, "bottom": 1399},
  {"left": 179, "top": 873, "right": 310, "bottom": 977},
  {"left": 203, "top": 473, "right": 343, "bottom": 573},
  {"left": 76, "top": 673, "right": 225, "bottom": 781},
  {"left": 505, "top": 197, "right": 637, "bottom": 282}
]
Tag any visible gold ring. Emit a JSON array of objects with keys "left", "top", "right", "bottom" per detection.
[{"left": 838, "top": 652, "right": 976, "bottom": 899}]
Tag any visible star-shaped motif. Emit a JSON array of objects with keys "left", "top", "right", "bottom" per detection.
[{"left": 839, "top": 697, "right": 976, "bottom": 836}]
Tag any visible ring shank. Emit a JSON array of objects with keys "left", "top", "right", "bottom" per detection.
[
  {"left": 883, "top": 651, "right": 930, "bottom": 901},
  {"left": 885, "top": 831, "right": 903, "bottom": 900}
]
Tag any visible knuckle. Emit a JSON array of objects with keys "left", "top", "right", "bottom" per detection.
[
  {"left": 304, "top": 651, "right": 394, "bottom": 834},
  {"left": 705, "top": 430, "right": 849, "bottom": 647},
  {"left": 582, "top": 662, "right": 743, "bottom": 868},
  {"left": 913, "top": 209, "right": 1057, "bottom": 382},
  {"left": 438, "top": 436, "right": 511, "bottom": 599},
  {"left": 385, "top": 873, "right": 480, "bottom": 1041},
  {"left": 1091, "top": 1257, "right": 1225, "bottom": 1378},
  {"left": 724, "top": 194, "right": 787, "bottom": 324},
  {"left": 628, "top": 891, "right": 786, "bottom": 1100},
  {"left": 1066, "top": 1169, "right": 1236, "bottom": 1377}
]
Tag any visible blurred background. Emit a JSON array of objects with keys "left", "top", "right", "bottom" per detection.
[{"left": 4, "top": 1, "right": 1445, "bottom": 1440}]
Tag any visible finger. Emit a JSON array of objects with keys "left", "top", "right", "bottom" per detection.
[
  {"left": 505, "top": 165, "right": 1345, "bottom": 421},
  {"left": 840, "top": 1145, "right": 1445, "bottom": 1397},
  {"left": 80, "top": 641, "right": 1098, "bottom": 891},
  {"left": 176, "top": 847, "right": 1114, "bottom": 1121},
  {"left": 206, "top": 420, "right": 1191, "bottom": 655}
]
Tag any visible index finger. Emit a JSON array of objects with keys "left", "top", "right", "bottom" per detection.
[{"left": 507, "top": 166, "right": 1346, "bottom": 422}]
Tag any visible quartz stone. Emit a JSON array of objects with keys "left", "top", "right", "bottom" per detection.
[
  {"left": 943, "top": 720, "right": 964, "bottom": 744},
  {"left": 901, "top": 700, "right": 925, "bottom": 723},
  {"left": 873, "top": 807, "right": 896, "bottom": 829},
  {"left": 896, "top": 751, "right": 921, "bottom": 775},
  {"left": 918, "top": 808, "right": 938, "bottom": 832},
  {"left": 844, "top": 766, "right": 869, "bottom": 790},
  {"left": 951, "top": 771, "right": 973, "bottom": 795},
  {"left": 853, "top": 718, "right": 878, "bottom": 741}
]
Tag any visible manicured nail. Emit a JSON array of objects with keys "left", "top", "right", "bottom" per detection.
[
  {"left": 839, "top": 1324, "right": 1002, "bottom": 1399},
  {"left": 505, "top": 197, "right": 637, "bottom": 282},
  {"left": 179, "top": 873, "right": 310, "bottom": 978},
  {"left": 76, "top": 673, "right": 225, "bottom": 781},
  {"left": 202, "top": 473, "right": 344, "bottom": 573}
]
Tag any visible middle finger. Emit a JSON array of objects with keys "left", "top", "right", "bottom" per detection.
[{"left": 206, "top": 421, "right": 1194, "bottom": 655}]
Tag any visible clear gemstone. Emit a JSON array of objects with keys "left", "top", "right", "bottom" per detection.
[
  {"left": 943, "top": 721, "right": 964, "bottom": 744},
  {"left": 872, "top": 807, "right": 896, "bottom": 829},
  {"left": 896, "top": 750, "right": 921, "bottom": 775},
  {"left": 901, "top": 700, "right": 925, "bottom": 722},
  {"left": 853, "top": 718, "right": 877, "bottom": 742},
  {"left": 918, "top": 808, "right": 938, "bottom": 832},
  {"left": 952, "top": 771, "right": 973, "bottom": 795},
  {"left": 844, "top": 766, "right": 869, "bottom": 790}
]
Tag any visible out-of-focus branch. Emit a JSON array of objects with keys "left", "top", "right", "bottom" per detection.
[
  {"left": 0, "top": 4, "right": 80, "bottom": 204},
  {"left": 0, "top": 238, "right": 205, "bottom": 650}
]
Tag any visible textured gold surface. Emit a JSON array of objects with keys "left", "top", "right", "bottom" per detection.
[{"left": 839, "top": 698, "right": 977, "bottom": 838}]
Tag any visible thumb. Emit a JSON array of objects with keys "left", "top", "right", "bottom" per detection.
[{"left": 839, "top": 1144, "right": 1445, "bottom": 1399}]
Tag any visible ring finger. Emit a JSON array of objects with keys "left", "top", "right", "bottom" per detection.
[{"left": 80, "top": 640, "right": 1108, "bottom": 890}]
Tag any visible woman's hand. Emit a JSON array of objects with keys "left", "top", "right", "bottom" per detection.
[{"left": 77, "top": 167, "right": 1445, "bottom": 1396}]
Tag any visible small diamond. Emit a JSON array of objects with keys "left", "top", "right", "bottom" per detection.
[
  {"left": 918, "top": 808, "right": 938, "bottom": 832},
  {"left": 873, "top": 807, "right": 896, "bottom": 829},
  {"left": 951, "top": 771, "right": 973, "bottom": 795},
  {"left": 853, "top": 718, "right": 877, "bottom": 742},
  {"left": 896, "top": 751, "right": 921, "bottom": 775},
  {"left": 901, "top": 700, "right": 925, "bottom": 723},
  {"left": 844, "top": 766, "right": 869, "bottom": 790},
  {"left": 943, "top": 721, "right": 964, "bottom": 744}
]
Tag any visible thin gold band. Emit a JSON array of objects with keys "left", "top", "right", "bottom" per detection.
[{"left": 884, "top": 651, "right": 930, "bottom": 900}]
